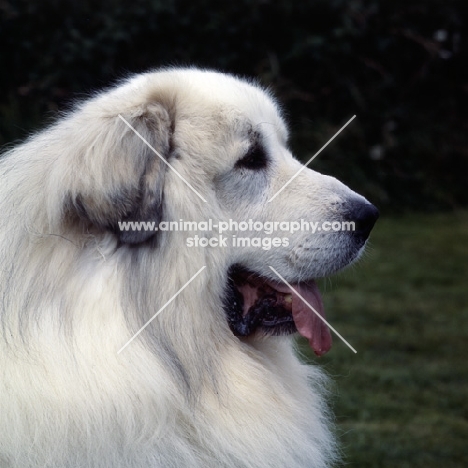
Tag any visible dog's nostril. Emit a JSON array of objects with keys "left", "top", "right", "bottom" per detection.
[{"left": 346, "top": 201, "right": 379, "bottom": 241}]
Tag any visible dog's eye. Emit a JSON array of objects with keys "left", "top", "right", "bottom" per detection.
[{"left": 235, "top": 145, "right": 268, "bottom": 170}]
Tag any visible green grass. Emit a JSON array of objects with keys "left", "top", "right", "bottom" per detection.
[{"left": 298, "top": 212, "right": 468, "bottom": 467}]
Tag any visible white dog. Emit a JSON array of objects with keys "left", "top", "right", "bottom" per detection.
[{"left": 0, "top": 68, "right": 378, "bottom": 467}]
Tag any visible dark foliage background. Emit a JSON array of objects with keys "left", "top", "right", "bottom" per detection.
[{"left": 0, "top": 0, "right": 466, "bottom": 212}]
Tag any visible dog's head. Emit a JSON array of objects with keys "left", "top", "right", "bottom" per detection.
[{"left": 59, "top": 68, "right": 378, "bottom": 355}]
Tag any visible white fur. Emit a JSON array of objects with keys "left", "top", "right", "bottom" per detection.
[{"left": 0, "top": 68, "right": 370, "bottom": 467}]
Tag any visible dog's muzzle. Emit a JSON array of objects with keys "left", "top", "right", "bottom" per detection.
[{"left": 223, "top": 200, "right": 379, "bottom": 356}]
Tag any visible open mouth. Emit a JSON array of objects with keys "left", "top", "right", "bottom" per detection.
[{"left": 224, "top": 265, "right": 332, "bottom": 356}]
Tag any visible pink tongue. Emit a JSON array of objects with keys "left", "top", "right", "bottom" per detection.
[{"left": 290, "top": 282, "right": 332, "bottom": 356}]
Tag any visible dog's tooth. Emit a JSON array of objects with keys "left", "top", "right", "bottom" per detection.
[{"left": 284, "top": 294, "right": 292, "bottom": 304}]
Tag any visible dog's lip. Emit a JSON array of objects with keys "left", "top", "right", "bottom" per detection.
[{"left": 232, "top": 269, "right": 332, "bottom": 356}]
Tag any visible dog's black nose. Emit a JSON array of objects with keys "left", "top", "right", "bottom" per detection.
[{"left": 345, "top": 200, "right": 379, "bottom": 242}]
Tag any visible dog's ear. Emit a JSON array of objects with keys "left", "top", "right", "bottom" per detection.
[{"left": 70, "top": 103, "right": 171, "bottom": 244}]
